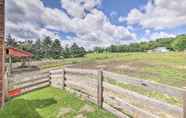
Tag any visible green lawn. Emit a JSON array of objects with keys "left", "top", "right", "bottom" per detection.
[{"left": 0, "top": 87, "right": 116, "bottom": 118}]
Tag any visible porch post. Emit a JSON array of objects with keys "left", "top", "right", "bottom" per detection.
[
  {"left": 0, "top": 0, "right": 5, "bottom": 108},
  {"left": 8, "top": 55, "right": 12, "bottom": 75}
]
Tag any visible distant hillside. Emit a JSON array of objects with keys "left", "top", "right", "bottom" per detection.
[{"left": 93, "top": 34, "right": 186, "bottom": 53}]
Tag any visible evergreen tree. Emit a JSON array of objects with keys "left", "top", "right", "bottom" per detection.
[
  {"left": 62, "top": 45, "right": 71, "bottom": 58},
  {"left": 70, "top": 43, "right": 86, "bottom": 57},
  {"left": 51, "top": 39, "right": 63, "bottom": 59},
  {"left": 42, "top": 36, "right": 52, "bottom": 58},
  {"left": 6, "top": 34, "right": 17, "bottom": 47},
  {"left": 32, "top": 39, "right": 43, "bottom": 59}
]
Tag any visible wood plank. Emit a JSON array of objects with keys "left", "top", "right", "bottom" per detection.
[
  {"left": 184, "top": 91, "right": 186, "bottom": 118},
  {"left": 50, "top": 69, "right": 64, "bottom": 74},
  {"left": 21, "top": 82, "right": 50, "bottom": 93},
  {"left": 104, "top": 96, "right": 158, "bottom": 118},
  {"left": 0, "top": 0, "right": 4, "bottom": 108},
  {"left": 50, "top": 74, "right": 63, "bottom": 78},
  {"left": 12, "top": 74, "right": 49, "bottom": 86},
  {"left": 103, "top": 103, "right": 129, "bottom": 118},
  {"left": 65, "top": 68, "right": 97, "bottom": 76},
  {"left": 61, "top": 69, "right": 65, "bottom": 89},
  {"left": 65, "top": 80, "right": 97, "bottom": 97},
  {"left": 17, "top": 78, "right": 49, "bottom": 89},
  {"left": 65, "top": 87, "right": 129, "bottom": 118},
  {"left": 103, "top": 71, "right": 184, "bottom": 98},
  {"left": 97, "top": 70, "right": 103, "bottom": 107},
  {"left": 103, "top": 81, "right": 183, "bottom": 117}
]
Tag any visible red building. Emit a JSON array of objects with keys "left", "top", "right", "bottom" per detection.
[
  {"left": 6, "top": 47, "right": 32, "bottom": 58},
  {"left": 6, "top": 47, "right": 33, "bottom": 75}
]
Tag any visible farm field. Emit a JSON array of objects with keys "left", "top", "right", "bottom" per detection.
[
  {"left": 67, "top": 52, "right": 186, "bottom": 88},
  {"left": 0, "top": 87, "right": 115, "bottom": 118},
  {"left": 9, "top": 52, "right": 186, "bottom": 106},
  {"left": 43, "top": 52, "right": 186, "bottom": 107},
  {"left": 18, "top": 52, "right": 186, "bottom": 89}
]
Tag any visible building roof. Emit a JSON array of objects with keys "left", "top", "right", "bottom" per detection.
[{"left": 6, "top": 47, "right": 32, "bottom": 58}]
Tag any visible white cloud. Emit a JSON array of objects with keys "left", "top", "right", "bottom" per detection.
[
  {"left": 60, "top": 0, "right": 102, "bottom": 18},
  {"left": 6, "top": 0, "right": 137, "bottom": 49},
  {"left": 125, "top": 0, "right": 186, "bottom": 29},
  {"left": 149, "top": 32, "right": 176, "bottom": 40},
  {"left": 5, "top": 0, "right": 58, "bottom": 41},
  {"left": 140, "top": 31, "right": 176, "bottom": 42}
]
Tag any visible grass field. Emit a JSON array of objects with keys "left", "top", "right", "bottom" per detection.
[
  {"left": 0, "top": 87, "right": 115, "bottom": 118},
  {"left": 36, "top": 52, "right": 186, "bottom": 106},
  {"left": 67, "top": 52, "right": 186, "bottom": 106},
  {"left": 70, "top": 52, "right": 186, "bottom": 88}
]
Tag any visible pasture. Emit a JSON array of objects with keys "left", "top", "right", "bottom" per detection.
[
  {"left": 49, "top": 52, "right": 186, "bottom": 107},
  {"left": 68, "top": 52, "right": 186, "bottom": 88}
]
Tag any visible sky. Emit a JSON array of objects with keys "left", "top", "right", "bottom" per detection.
[{"left": 6, "top": 0, "right": 186, "bottom": 50}]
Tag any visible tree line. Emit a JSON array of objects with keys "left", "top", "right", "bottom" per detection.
[
  {"left": 6, "top": 34, "right": 86, "bottom": 60},
  {"left": 6, "top": 34, "right": 186, "bottom": 60},
  {"left": 93, "top": 34, "right": 186, "bottom": 53}
]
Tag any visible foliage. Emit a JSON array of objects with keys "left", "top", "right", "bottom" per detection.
[
  {"left": 51, "top": 39, "right": 63, "bottom": 59},
  {"left": 71, "top": 43, "right": 86, "bottom": 57},
  {"left": 171, "top": 35, "right": 186, "bottom": 51},
  {"left": 62, "top": 43, "right": 86, "bottom": 58},
  {"left": 6, "top": 34, "right": 17, "bottom": 47},
  {"left": 93, "top": 34, "right": 186, "bottom": 53},
  {"left": 6, "top": 35, "right": 86, "bottom": 60}
]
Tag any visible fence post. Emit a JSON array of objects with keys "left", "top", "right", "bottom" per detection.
[
  {"left": 184, "top": 90, "right": 186, "bottom": 118},
  {"left": 97, "top": 69, "right": 103, "bottom": 108},
  {"left": 4, "top": 70, "right": 8, "bottom": 99},
  {"left": 49, "top": 71, "right": 52, "bottom": 85},
  {"left": 62, "top": 69, "right": 66, "bottom": 89}
]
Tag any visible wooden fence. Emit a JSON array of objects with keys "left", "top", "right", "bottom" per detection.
[
  {"left": 7, "top": 72, "right": 50, "bottom": 97},
  {"left": 50, "top": 68, "right": 186, "bottom": 118}
]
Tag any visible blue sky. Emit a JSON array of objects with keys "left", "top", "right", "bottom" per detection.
[
  {"left": 42, "top": 0, "right": 149, "bottom": 38},
  {"left": 6, "top": 0, "right": 186, "bottom": 49}
]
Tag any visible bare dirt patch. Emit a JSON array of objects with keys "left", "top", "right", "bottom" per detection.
[
  {"left": 74, "top": 114, "right": 87, "bottom": 118},
  {"left": 79, "top": 104, "right": 95, "bottom": 114},
  {"left": 57, "top": 107, "right": 74, "bottom": 118}
]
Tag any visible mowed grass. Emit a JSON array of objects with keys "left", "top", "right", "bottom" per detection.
[{"left": 0, "top": 87, "right": 116, "bottom": 118}]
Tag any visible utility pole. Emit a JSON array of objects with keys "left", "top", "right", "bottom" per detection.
[{"left": 0, "top": 0, "right": 5, "bottom": 108}]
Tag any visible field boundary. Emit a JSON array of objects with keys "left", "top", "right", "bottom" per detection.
[{"left": 50, "top": 68, "right": 186, "bottom": 118}]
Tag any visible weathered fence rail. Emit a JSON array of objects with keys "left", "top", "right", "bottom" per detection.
[
  {"left": 103, "top": 71, "right": 185, "bottom": 98},
  {"left": 7, "top": 73, "right": 50, "bottom": 97},
  {"left": 50, "top": 68, "right": 186, "bottom": 118}
]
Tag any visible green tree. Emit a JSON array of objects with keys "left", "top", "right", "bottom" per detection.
[
  {"left": 172, "top": 37, "right": 186, "bottom": 51},
  {"left": 6, "top": 34, "right": 17, "bottom": 47},
  {"left": 51, "top": 39, "right": 63, "bottom": 59},
  {"left": 42, "top": 36, "right": 53, "bottom": 58},
  {"left": 62, "top": 45, "right": 71, "bottom": 58},
  {"left": 32, "top": 39, "right": 43, "bottom": 59},
  {"left": 71, "top": 43, "right": 81, "bottom": 57}
]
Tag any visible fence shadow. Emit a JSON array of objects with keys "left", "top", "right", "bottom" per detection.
[{"left": 0, "top": 98, "right": 57, "bottom": 118}]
